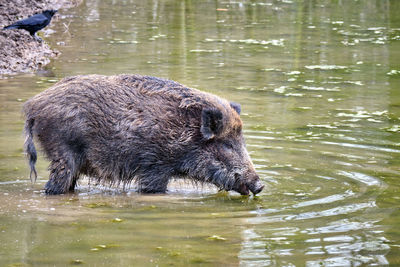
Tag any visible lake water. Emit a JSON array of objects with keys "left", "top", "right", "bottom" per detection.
[{"left": 1, "top": 0, "right": 400, "bottom": 266}]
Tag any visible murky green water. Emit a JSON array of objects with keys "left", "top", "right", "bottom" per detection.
[{"left": 1, "top": 0, "right": 400, "bottom": 266}]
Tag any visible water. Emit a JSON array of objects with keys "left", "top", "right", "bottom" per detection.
[{"left": 1, "top": 0, "right": 400, "bottom": 266}]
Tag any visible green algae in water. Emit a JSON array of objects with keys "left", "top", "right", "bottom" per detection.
[
  {"left": 111, "top": 217, "right": 123, "bottom": 223},
  {"left": 84, "top": 202, "right": 111, "bottom": 208},
  {"left": 207, "top": 235, "right": 227, "bottom": 241},
  {"left": 190, "top": 257, "right": 209, "bottom": 264}
]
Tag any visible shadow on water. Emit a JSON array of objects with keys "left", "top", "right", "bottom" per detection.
[{"left": 1, "top": 0, "right": 400, "bottom": 266}]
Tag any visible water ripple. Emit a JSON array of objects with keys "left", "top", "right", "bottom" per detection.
[
  {"left": 303, "top": 219, "right": 377, "bottom": 235},
  {"left": 292, "top": 191, "right": 355, "bottom": 208},
  {"left": 320, "top": 141, "right": 400, "bottom": 153},
  {"left": 248, "top": 202, "right": 375, "bottom": 224},
  {"left": 338, "top": 171, "right": 382, "bottom": 186}
]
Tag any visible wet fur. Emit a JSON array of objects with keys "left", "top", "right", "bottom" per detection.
[{"left": 23, "top": 74, "right": 260, "bottom": 195}]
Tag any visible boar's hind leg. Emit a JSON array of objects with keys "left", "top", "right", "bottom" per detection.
[{"left": 45, "top": 158, "right": 79, "bottom": 195}]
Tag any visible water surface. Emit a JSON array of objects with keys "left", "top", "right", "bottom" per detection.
[{"left": 1, "top": 0, "right": 400, "bottom": 266}]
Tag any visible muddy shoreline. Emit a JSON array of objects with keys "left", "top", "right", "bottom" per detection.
[{"left": 0, "top": 0, "right": 81, "bottom": 76}]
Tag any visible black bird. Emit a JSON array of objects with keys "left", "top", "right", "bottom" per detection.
[{"left": 3, "top": 10, "right": 58, "bottom": 42}]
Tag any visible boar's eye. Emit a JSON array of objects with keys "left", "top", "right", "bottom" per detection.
[
  {"left": 222, "top": 141, "right": 234, "bottom": 150},
  {"left": 201, "top": 108, "right": 224, "bottom": 140}
]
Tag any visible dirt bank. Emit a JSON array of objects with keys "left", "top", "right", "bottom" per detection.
[{"left": 0, "top": 0, "right": 81, "bottom": 76}]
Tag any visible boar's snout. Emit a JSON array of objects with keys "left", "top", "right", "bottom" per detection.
[
  {"left": 248, "top": 179, "right": 264, "bottom": 195},
  {"left": 235, "top": 173, "right": 264, "bottom": 196}
]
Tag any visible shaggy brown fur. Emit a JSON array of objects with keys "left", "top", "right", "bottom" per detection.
[{"left": 23, "top": 74, "right": 264, "bottom": 195}]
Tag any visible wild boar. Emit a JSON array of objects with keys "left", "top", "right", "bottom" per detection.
[{"left": 23, "top": 74, "right": 264, "bottom": 195}]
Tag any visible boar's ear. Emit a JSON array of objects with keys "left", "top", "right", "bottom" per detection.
[
  {"left": 201, "top": 108, "right": 224, "bottom": 140},
  {"left": 230, "top": 102, "right": 241, "bottom": 115}
]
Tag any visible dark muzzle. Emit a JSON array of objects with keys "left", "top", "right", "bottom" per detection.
[{"left": 236, "top": 179, "right": 264, "bottom": 196}]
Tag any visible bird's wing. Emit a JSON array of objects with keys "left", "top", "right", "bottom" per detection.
[{"left": 12, "top": 14, "right": 48, "bottom": 27}]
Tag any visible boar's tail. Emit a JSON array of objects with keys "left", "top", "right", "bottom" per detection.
[{"left": 24, "top": 118, "right": 37, "bottom": 182}]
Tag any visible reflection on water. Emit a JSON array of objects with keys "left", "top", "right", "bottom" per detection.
[{"left": 1, "top": 0, "right": 400, "bottom": 266}]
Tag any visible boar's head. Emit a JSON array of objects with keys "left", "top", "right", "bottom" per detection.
[{"left": 178, "top": 99, "right": 264, "bottom": 196}]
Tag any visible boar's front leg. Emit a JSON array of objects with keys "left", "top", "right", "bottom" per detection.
[
  {"left": 137, "top": 170, "right": 170, "bottom": 193},
  {"left": 45, "top": 158, "right": 78, "bottom": 194}
]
